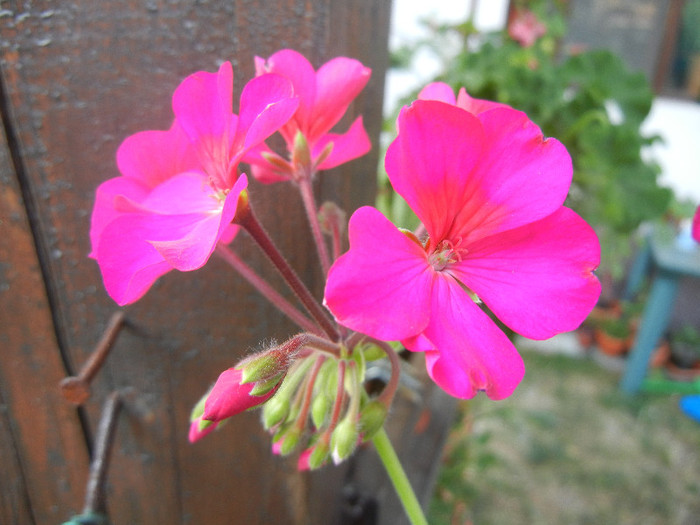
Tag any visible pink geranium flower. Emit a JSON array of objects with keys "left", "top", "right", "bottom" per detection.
[
  {"left": 90, "top": 62, "right": 299, "bottom": 305},
  {"left": 324, "top": 97, "right": 601, "bottom": 400},
  {"left": 692, "top": 205, "right": 700, "bottom": 243},
  {"left": 508, "top": 8, "right": 547, "bottom": 48},
  {"left": 245, "top": 49, "right": 372, "bottom": 182}
]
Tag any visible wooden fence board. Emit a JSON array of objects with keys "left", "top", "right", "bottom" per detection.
[
  {"left": 1, "top": 1, "right": 395, "bottom": 523},
  {"left": 0, "top": 110, "right": 89, "bottom": 523}
]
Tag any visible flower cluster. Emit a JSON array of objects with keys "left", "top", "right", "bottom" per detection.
[{"left": 90, "top": 50, "right": 600, "bottom": 472}]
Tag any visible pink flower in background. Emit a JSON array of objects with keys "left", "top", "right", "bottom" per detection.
[
  {"left": 90, "top": 62, "right": 299, "bottom": 305},
  {"left": 245, "top": 49, "right": 372, "bottom": 182},
  {"left": 324, "top": 99, "right": 601, "bottom": 400},
  {"left": 202, "top": 367, "right": 280, "bottom": 423},
  {"left": 508, "top": 9, "right": 547, "bottom": 48},
  {"left": 692, "top": 206, "right": 700, "bottom": 243}
]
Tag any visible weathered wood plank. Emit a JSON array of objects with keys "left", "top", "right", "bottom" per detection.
[
  {"left": 1, "top": 1, "right": 392, "bottom": 523},
  {"left": 0, "top": 104, "right": 89, "bottom": 523}
]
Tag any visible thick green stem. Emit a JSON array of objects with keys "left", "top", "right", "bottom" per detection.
[{"left": 371, "top": 427, "right": 429, "bottom": 525}]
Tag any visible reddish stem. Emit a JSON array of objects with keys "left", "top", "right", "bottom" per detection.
[{"left": 297, "top": 175, "right": 332, "bottom": 275}]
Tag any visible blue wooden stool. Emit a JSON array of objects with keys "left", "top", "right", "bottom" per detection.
[{"left": 620, "top": 228, "right": 700, "bottom": 394}]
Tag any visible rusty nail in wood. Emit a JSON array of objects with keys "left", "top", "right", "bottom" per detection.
[
  {"left": 60, "top": 311, "right": 126, "bottom": 405},
  {"left": 82, "top": 390, "right": 123, "bottom": 516}
]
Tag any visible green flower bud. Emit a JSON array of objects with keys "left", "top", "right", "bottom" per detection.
[
  {"left": 358, "top": 400, "right": 388, "bottom": 441},
  {"left": 311, "top": 394, "right": 331, "bottom": 429},
  {"left": 331, "top": 416, "right": 359, "bottom": 464},
  {"left": 262, "top": 396, "right": 291, "bottom": 430},
  {"left": 292, "top": 130, "right": 311, "bottom": 169},
  {"left": 279, "top": 426, "right": 303, "bottom": 456},
  {"left": 308, "top": 441, "right": 330, "bottom": 470}
]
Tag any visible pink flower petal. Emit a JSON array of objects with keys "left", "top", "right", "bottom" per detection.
[
  {"left": 314, "top": 116, "right": 370, "bottom": 170},
  {"left": 89, "top": 176, "right": 150, "bottom": 258},
  {"left": 452, "top": 207, "right": 601, "bottom": 339},
  {"left": 324, "top": 206, "right": 433, "bottom": 341},
  {"left": 309, "top": 57, "right": 371, "bottom": 142},
  {"left": 450, "top": 106, "right": 572, "bottom": 242},
  {"left": 455, "top": 88, "right": 509, "bottom": 115},
  {"left": 96, "top": 215, "right": 176, "bottom": 305},
  {"left": 237, "top": 73, "right": 299, "bottom": 155},
  {"left": 385, "top": 100, "right": 485, "bottom": 243},
  {"left": 256, "top": 50, "right": 317, "bottom": 135},
  {"left": 116, "top": 121, "right": 199, "bottom": 187},
  {"left": 149, "top": 175, "right": 248, "bottom": 271},
  {"left": 172, "top": 62, "right": 233, "bottom": 143},
  {"left": 692, "top": 206, "right": 700, "bottom": 243},
  {"left": 417, "top": 82, "right": 457, "bottom": 105},
  {"left": 416, "top": 275, "right": 525, "bottom": 400}
]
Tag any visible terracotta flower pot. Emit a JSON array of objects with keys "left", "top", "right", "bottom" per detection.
[{"left": 594, "top": 328, "right": 628, "bottom": 356}]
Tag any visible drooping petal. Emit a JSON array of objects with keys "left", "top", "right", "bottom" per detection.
[
  {"left": 308, "top": 57, "right": 371, "bottom": 142},
  {"left": 452, "top": 207, "right": 601, "bottom": 340},
  {"left": 256, "top": 50, "right": 317, "bottom": 133},
  {"left": 149, "top": 175, "right": 248, "bottom": 271},
  {"left": 236, "top": 73, "right": 299, "bottom": 155},
  {"left": 324, "top": 206, "right": 433, "bottom": 341},
  {"left": 96, "top": 214, "right": 176, "bottom": 305},
  {"left": 415, "top": 275, "right": 525, "bottom": 400},
  {"left": 385, "top": 100, "right": 485, "bottom": 243},
  {"left": 417, "top": 82, "right": 457, "bottom": 105},
  {"left": 116, "top": 121, "right": 200, "bottom": 187},
  {"left": 89, "top": 176, "right": 150, "bottom": 258},
  {"left": 314, "top": 116, "right": 370, "bottom": 170}
]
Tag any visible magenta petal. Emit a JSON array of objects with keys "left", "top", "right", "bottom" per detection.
[
  {"left": 96, "top": 215, "right": 175, "bottom": 305},
  {"left": 237, "top": 73, "right": 298, "bottom": 154},
  {"left": 452, "top": 106, "right": 572, "bottom": 241},
  {"left": 314, "top": 117, "right": 370, "bottom": 170},
  {"left": 386, "top": 100, "right": 485, "bottom": 243},
  {"left": 172, "top": 62, "right": 233, "bottom": 143},
  {"left": 453, "top": 207, "right": 601, "bottom": 339},
  {"left": 324, "top": 206, "right": 433, "bottom": 341},
  {"left": 455, "top": 88, "right": 508, "bottom": 115},
  {"left": 149, "top": 175, "right": 248, "bottom": 271},
  {"left": 418, "top": 276, "right": 525, "bottom": 400},
  {"left": 203, "top": 367, "right": 275, "bottom": 422},
  {"left": 257, "top": 49, "right": 317, "bottom": 131},
  {"left": 309, "top": 57, "right": 371, "bottom": 141},
  {"left": 116, "top": 121, "right": 200, "bottom": 187},
  {"left": 417, "top": 82, "right": 457, "bottom": 104},
  {"left": 90, "top": 176, "right": 150, "bottom": 258},
  {"left": 692, "top": 206, "right": 700, "bottom": 243}
]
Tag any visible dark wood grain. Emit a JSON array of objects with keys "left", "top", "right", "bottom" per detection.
[{"left": 1, "top": 1, "right": 393, "bottom": 523}]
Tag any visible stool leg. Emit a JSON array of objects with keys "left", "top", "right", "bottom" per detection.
[{"left": 620, "top": 271, "right": 679, "bottom": 394}]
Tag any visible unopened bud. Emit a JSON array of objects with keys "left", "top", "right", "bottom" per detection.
[
  {"left": 279, "top": 426, "right": 303, "bottom": 456},
  {"left": 262, "top": 396, "right": 290, "bottom": 430},
  {"left": 361, "top": 343, "right": 385, "bottom": 362},
  {"left": 358, "top": 400, "right": 388, "bottom": 441},
  {"left": 292, "top": 130, "right": 311, "bottom": 170},
  {"left": 331, "top": 416, "right": 359, "bottom": 464},
  {"left": 239, "top": 348, "right": 289, "bottom": 385},
  {"left": 311, "top": 394, "right": 331, "bottom": 429},
  {"left": 318, "top": 201, "right": 347, "bottom": 235},
  {"left": 308, "top": 441, "right": 330, "bottom": 470}
]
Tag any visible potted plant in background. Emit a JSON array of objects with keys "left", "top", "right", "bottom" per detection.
[{"left": 668, "top": 325, "right": 700, "bottom": 380}]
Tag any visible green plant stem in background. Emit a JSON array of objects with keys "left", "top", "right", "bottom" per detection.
[{"left": 372, "top": 427, "right": 429, "bottom": 525}]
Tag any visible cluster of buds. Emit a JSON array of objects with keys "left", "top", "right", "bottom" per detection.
[{"left": 189, "top": 334, "right": 396, "bottom": 470}]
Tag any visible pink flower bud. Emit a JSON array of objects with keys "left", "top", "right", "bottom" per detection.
[
  {"left": 202, "top": 368, "right": 280, "bottom": 422},
  {"left": 188, "top": 416, "right": 218, "bottom": 443}
]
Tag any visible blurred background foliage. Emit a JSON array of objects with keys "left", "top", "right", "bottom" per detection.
[{"left": 380, "top": 0, "right": 675, "bottom": 289}]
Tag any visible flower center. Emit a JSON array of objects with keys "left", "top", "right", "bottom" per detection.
[{"left": 428, "top": 238, "right": 466, "bottom": 271}]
